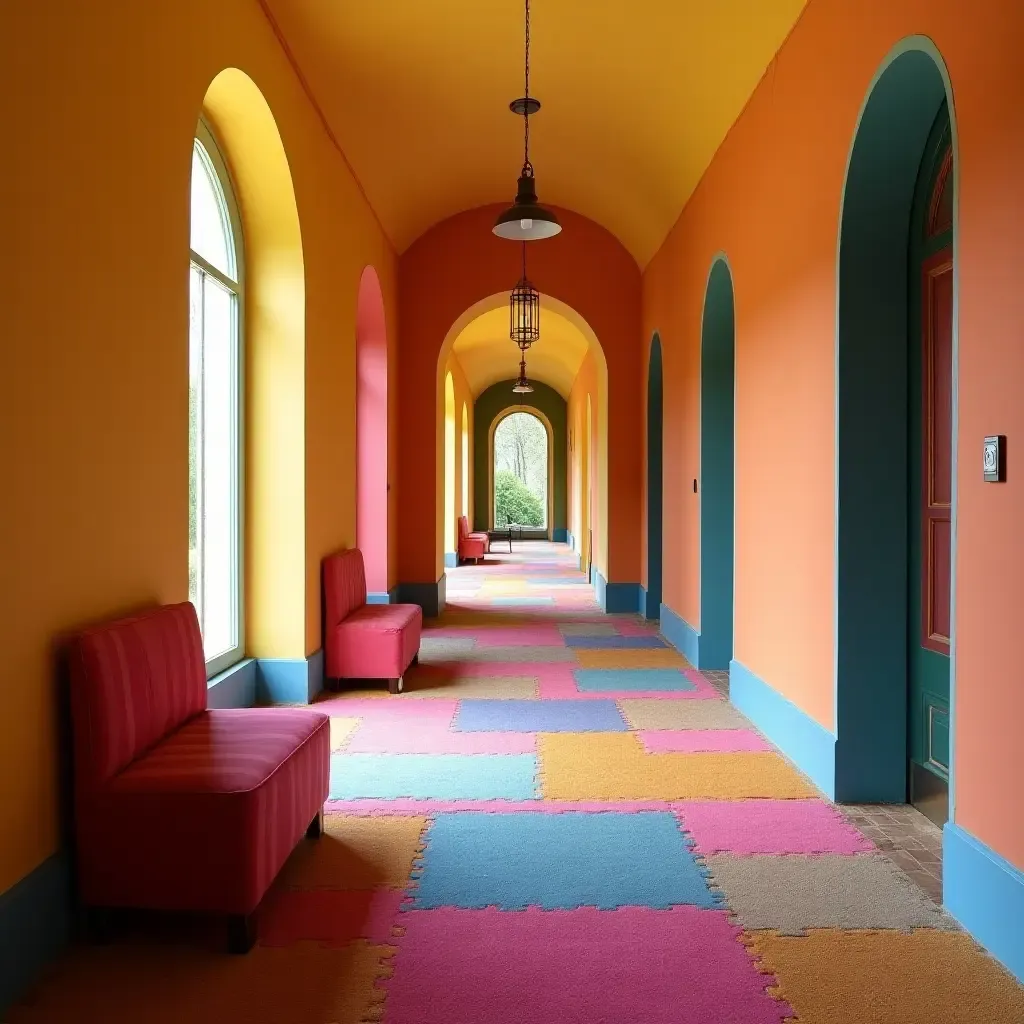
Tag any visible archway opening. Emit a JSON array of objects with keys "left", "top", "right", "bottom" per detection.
[
  {"left": 699, "top": 259, "right": 735, "bottom": 668},
  {"left": 443, "top": 372, "right": 456, "bottom": 564},
  {"left": 461, "top": 403, "right": 470, "bottom": 518},
  {"left": 492, "top": 410, "right": 550, "bottom": 531},
  {"left": 645, "top": 334, "right": 664, "bottom": 620},
  {"left": 356, "top": 265, "right": 389, "bottom": 598},
  {"left": 836, "top": 44, "right": 954, "bottom": 806}
]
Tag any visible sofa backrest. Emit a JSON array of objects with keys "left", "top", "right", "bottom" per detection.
[
  {"left": 67, "top": 602, "right": 207, "bottom": 789},
  {"left": 323, "top": 548, "right": 368, "bottom": 628},
  {"left": 458, "top": 515, "right": 470, "bottom": 540}
]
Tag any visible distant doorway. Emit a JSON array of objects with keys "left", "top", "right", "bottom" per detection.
[
  {"left": 699, "top": 260, "right": 735, "bottom": 669},
  {"left": 645, "top": 334, "right": 664, "bottom": 620},
  {"left": 493, "top": 411, "right": 549, "bottom": 531}
]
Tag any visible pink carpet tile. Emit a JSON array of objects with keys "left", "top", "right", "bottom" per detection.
[{"left": 640, "top": 729, "right": 773, "bottom": 753}]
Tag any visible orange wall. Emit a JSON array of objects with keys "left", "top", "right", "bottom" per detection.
[
  {"left": 398, "top": 205, "right": 642, "bottom": 586},
  {"left": 642, "top": 0, "right": 1024, "bottom": 867},
  {"left": 0, "top": 1, "right": 395, "bottom": 896}
]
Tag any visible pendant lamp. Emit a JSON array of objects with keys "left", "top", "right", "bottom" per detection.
[
  {"left": 510, "top": 242, "right": 540, "bottom": 347},
  {"left": 493, "top": 0, "right": 561, "bottom": 241}
]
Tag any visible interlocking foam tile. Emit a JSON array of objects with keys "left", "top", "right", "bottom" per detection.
[
  {"left": 539, "top": 733, "right": 816, "bottom": 800},
  {"left": 328, "top": 798, "right": 686, "bottom": 815},
  {"left": 408, "top": 811, "right": 721, "bottom": 910},
  {"left": 574, "top": 648, "right": 689, "bottom": 669},
  {"left": 329, "top": 752, "right": 539, "bottom": 800},
  {"left": 7, "top": 941, "right": 394, "bottom": 1024},
  {"left": 261, "top": 887, "right": 404, "bottom": 946},
  {"left": 420, "top": 644, "right": 577, "bottom": 663},
  {"left": 346, "top": 707, "right": 536, "bottom": 754},
  {"left": 558, "top": 622, "right": 619, "bottom": 636},
  {"left": 403, "top": 674, "right": 539, "bottom": 699},
  {"left": 564, "top": 635, "right": 669, "bottom": 649},
  {"left": 641, "top": 728, "right": 773, "bottom": 752},
  {"left": 619, "top": 697, "right": 750, "bottom": 729},
  {"left": 278, "top": 815, "right": 428, "bottom": 890},
  {"left": 747, "top": 929, "right": 1024, "bottom": 1023},
  {"left": 425, "top": 626, "right": 565, "bottom": 646},
  {"left": 706, "top": 853, "right": 956, "bottom": 933},
  {"left": 677, "top": 800, "right": 875, "bottom": 855},
  {"left": 574, "top": 668, "right": 696, "bottom": 692},
  {"left": 383, "top": 906, "right": 792, "bottom": 1024},
  {"left": 417, "top": 637, "right": 478, "bottom": 659},
  {"left": 454, "top": 698, "right": 628, "bottom": 733},
  {"left": 489, "top": 595, "right": 555, "bottom": 605},
  {"left": 330, "top": 717, "right": 361, "bottom": 751}
]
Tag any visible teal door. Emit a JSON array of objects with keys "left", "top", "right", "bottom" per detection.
[{"left": 908, "top": 104, "right": 953, "bottom": 824}]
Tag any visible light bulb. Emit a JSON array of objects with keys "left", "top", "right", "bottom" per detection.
[{"left": 520, "top": 218, "right": 533, "bottom": 230}]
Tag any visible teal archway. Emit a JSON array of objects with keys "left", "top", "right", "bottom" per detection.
[
  {"left": 699, "top": 259, "right": 735, "bottom": 668},
  {"left": 644, "top": 334, "right": 664, "bottom": 620}
]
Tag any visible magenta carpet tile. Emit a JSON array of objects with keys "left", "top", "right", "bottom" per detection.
[
  {"left": 640, "top": 729, "right": 773, "bottom": 753},
  {"left": 677, "top": 799, "right": 875, "bottom": 856},
  {"left": 381, "top": 906, "right": 792, "bottom": 1024}
]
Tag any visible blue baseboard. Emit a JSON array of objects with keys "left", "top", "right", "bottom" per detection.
[
  {"left": 944, "top": 823, "right": 1024, "bottom": 983},
  {"left": 0, "top": 851, "right": 71, "bottom": 1016},
  {"left": 397, "top": 576, "right": 445, "bottom": 618},
  {"left": 553, "top": 528, "right": 568, "bottom": 543},
  {"left": 639, "top": 587, "right": 660, "bottom": 621},
  {"left": 207, "top": 658, "right": 257, "bottom": 708},
  {"left": 255, "top": 650, "right": 323, "bottom": 704},
  {"left": 566, "top": 530, "right": 574, "bottom": 548},
  {"left": 594, "top": 571, "right": 641, "bottom": 614},
  {"left": 729, "top": 659, "right": 836, "bottom": 798},
  {"left": 659, "top": 603, "right": 700, "bottom": 665},
  {"left": 444, "top": 551, "right": 458, "bottom": 568}
]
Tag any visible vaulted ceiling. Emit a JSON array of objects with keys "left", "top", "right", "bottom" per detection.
[
  {"left": 451, "top": 305, "right": 589, "bottom": 398},
  {"left": 261, "top": 0, "right": 807, "bottom": 266}
]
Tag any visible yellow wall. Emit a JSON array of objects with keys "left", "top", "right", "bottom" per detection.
[
  {"left": 442, "top": 356, "right": 473, "bottom": 557},
  {"left": 0, "top": 1, "right": 395, "bottom": 896},
  {"left": 567, "top": 355, "right": 601, "bottom": 573}
]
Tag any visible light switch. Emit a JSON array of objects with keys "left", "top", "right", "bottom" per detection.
[{"left": 983, "top": 435, "right": 1005, "bottom": 482}]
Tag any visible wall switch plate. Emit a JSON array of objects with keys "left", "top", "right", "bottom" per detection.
[{"left": 983, "top": 435, "right": 1005, "bottom": 482}]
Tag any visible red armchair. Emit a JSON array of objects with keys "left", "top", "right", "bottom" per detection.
[
  {"left": 67, "top": 602, "right": 330, "bottom": 952},
  {"left": 458, "top": 514, "right": 489, "bottom": 564},
  {"left": 323, "top": 548, "right": 422, "bottom": 694}
]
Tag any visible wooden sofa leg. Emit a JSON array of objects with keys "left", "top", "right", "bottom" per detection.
[
  {"left": 388, "top": 676, "right": 403, "bottom": 695},
  {"left": 227, "top": 912, "right": 257, "bottom": 954},
  {"left": 306, "top": 808, "right": 324, "bottom": 840}
]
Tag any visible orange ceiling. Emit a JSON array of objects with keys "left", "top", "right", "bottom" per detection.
[
  {"left": 261, "top": 0, "right": 807, "bottom": 266},
  {"left": 451, "top": 305, "right": 589, "bottom": 398}
]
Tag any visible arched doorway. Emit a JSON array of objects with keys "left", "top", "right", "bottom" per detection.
[
  {"left": 645, "top": 334, "right": 664, "bottom": 620},
  {"left": 491, "top": 409, "right": 552, "bottom": 534},
  {"left": 836, "top": 43, "right": 956, "bottom": 807},
  {"left": 443, "top": 372, "right": 456, "bottom": 566},
  {"left": 699, "top": 259, "right": 735, "bottom": 668},
  {"left": 356, "top": 266, "right": 389, "bottom": 599}
]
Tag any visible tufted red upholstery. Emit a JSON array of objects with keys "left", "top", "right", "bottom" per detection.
[
  {"left": 67, "top": 604, "right": 330, "bottom": 924},
  {"left": 322, "top": 548, "right": 422, "bottom": 687},
  {"left": 458, "top": 515, "right": 489, "bottom": 562}
]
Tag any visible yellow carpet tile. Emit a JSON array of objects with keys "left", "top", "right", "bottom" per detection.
[
  {"left": 538, "top": 733, "right": 815, "bottom": 800},
  {"left": 278, "top": 815, "right": 428, "bottom": 890},
  {"left": 404, "top": 675, "right": 539, "bottom": 699},
  {"left": 618, "top": 698, "right": 749, "bottom": 730},
  {"left": 8, "top": 941, "right": 394, "bottom": 1024},
  {"left": 330, "top": 717, "right": 361, "bottom": 750},
  {"left": 746, "top": 929, "right": 1024, "bottom": 1023},
  {"left": 574, "top": 648, "right": 690, "bottom": 669}
]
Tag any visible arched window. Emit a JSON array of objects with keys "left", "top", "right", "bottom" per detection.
[
  {"left": 189, "top": 121, "right": 243, "bottom": 675},
  {"left": 493, "top": 411, "right": 548, "bottom": 529}
]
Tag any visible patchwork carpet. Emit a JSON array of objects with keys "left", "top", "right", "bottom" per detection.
[{"left": 11, "top": 543, "right": 1024, "bottom": 1022}]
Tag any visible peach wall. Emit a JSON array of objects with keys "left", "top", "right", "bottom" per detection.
[
  {"left": 568, "top": 354, "right": 601, "bottom": 571},
  {"left": 399, "top": 205, "right": 642, "bottom": 585},
  {"left": 0, "top": 1, "right": 395, "bottom": 895},
  {"left": 642, "top": 0, "right": 1024, "bottom": 866}
]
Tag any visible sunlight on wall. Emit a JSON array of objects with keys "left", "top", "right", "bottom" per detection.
[
  {"left": 444, "top": 372, "right": 456, "bottom": 554},
  {"left": 461, "top": 403, "right": 469, "bottom": 517}
]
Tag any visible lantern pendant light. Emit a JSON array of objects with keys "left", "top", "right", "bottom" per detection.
[
  {"left": 512, "top": 355, "right": 534, "bottom": 393},
  {"left": 493, "top": 0, "right": 561, "bottom": 241},
  {"left": 510, "top": 241, "right": 540, "bottom": 348}
]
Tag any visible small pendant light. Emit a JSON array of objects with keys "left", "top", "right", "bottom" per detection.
[
  {"left": 510, "top": 242, "right": 540, "bottom": 347},
  {"left": 493, "top": 0, "right": 561, "bottom": 242}
]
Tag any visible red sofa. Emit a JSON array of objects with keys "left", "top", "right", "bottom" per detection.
[
  {"left": 323, "top": 548, "right": 422, "bottom": 694},
  {"left": 67, "top": 602, "right": 330, "bottom": 952},
  {"left": 458, "top": 514, "right": 489, "bottom": 564}
]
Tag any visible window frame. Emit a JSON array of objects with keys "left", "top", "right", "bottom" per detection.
[{"left": 190, "top": 118, "right": 246, "bottom": 679}]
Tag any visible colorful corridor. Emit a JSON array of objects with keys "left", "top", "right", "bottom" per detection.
[{"left": 11, "top": 544, "right": 1024, "bottom": 1022}]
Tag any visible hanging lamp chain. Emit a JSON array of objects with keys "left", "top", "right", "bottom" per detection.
[{"left": 522, "top": 0, "right": 533, "bottom": 178}]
